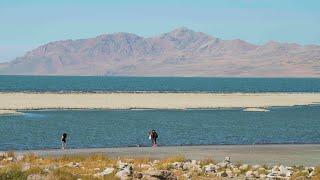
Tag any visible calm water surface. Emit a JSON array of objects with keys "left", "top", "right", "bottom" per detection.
[
  {"left": 1, "top": 76, "right": 320, "bottom": 92},
  {"left": 0, "top": 105, "right": 319, "bottom": 150}
]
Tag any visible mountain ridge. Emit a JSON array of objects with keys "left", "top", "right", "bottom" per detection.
[{"left": 1, "top": 27, "right": 320, "bottom": 76}]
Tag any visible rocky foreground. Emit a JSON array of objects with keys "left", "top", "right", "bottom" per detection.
[{"left": 0, "top": 152, "right": 319, "bottom": 180}]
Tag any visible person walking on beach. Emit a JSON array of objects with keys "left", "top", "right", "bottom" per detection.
[
  {"left": 61, "top": 133, "right": 67, "bottom": 149},
  {"left": 151, "top": 129, "right": 158, "bottom": 147}
]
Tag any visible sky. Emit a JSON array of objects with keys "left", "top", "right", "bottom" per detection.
[{"left": 0, "top": 0, "right": 320, "bottom": 62}]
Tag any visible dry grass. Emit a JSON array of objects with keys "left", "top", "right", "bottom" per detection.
[
  {"left": 159, "top": 155, "right": 185, "bottom": 164},
  {"left": 0, "top": 152, "right": 318, "bottom": 180},
  {"left": 312, "top": 167, "right": 320, "bottom": 180},
  {"left": 200, "top": 157, "right": 216, "bottom": 167}
]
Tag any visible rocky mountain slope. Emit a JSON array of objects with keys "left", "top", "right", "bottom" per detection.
[{"left": 1, "top": 27, "right": 319, "bottom": 76}]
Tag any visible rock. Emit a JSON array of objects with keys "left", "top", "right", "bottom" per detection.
[
  {"left": 224, "top": 156, "right": 231, "bottom": 163},
  {"left": 133, "top": 172, "right": 143, "bottom": 179},
  {"left": 309, "top": 170, "right": 316, "bottom": 177},
  {"left": 4, "top": 157, "right": 14, "bottom": 162},
  {"left": 116, "top": 164, "right": 133, "bottom": 179},
  {"left": 118, "top": 162, "right": 129, "bottom": 169},
  {"left": 116, "top": 170, "right": 132, "bottom": 180},
  {"left": 145, "top": 170, "right": 176, "bottom": 180},
  {"left": 203, "top": 164, "right": 217, "bottom": 173},
  {"left": 94, "top": 167, "right": 114, "bottom": 176},
  {"left": 245, "top": 170, "right": 254, "bottom": 178},
  {"left": 219, "top": 171, "right": 228, "bottom": 177},
  {"left": 239, "top": 164, "right": 249, "bottom": 171},
  {"left": 67, "top": 162, "right": 80, "bottom": 168},
  {"left": 305, "top": 167, "right": 315, "bottom": 173},
  {"left": 22, "top": 163, "right": 31, "bottom": 172},
  {"left": 182, "top": 162, "right": 201, "bottom": 172},
  {"left": 217, "top": 161, "right": 228, "bottom": 168},
  {"left": 279, "top": 165, "right": 288, "bottom": 177},
  {"left": 271, "top": 165, "right": 279, "bottom": 174},
  {"left": 27, "top": 174, "right": 46, "bottom": 180},
  {"left": 171, "top": 162, "right": 183, "bottom": 169}
]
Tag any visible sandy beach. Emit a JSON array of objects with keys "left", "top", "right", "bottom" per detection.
[
  {"left": 0, "top": 92, "right": 320, "bottom": 111},
  {"left": 5, "top": 144, "right": 320, "bottom": 166}
]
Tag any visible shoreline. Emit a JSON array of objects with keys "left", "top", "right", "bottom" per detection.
[
  {"left": 3, "top": 144, "right": 320, "bottom": 166},
  {"left": 1, "top": 92, "right": 320, "bottom": 110}
]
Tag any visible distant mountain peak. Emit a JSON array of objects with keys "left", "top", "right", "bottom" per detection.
[{"left": 0, "top": 28, "right": 319, "bottom": 77}]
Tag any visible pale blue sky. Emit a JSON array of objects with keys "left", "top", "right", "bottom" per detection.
[{"left": 0, "top": 0, "right": 319, "bottom": 62}]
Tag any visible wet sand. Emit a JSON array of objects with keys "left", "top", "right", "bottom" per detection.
[
  {"left": 7, "top": 144, "right": 320, "bottom": 166},
  {"left": 1, "top": 92, "right": 320, "bottom": 110}
]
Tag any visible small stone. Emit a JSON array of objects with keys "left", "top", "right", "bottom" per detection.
[
  {"left": 4, "top": 157, "right": 14, "bottom": 162},
  {"left": 245, "top": 170, "right": 254, "bottom": 178},
  {"left": 220, "top": 171, "right": 228, "bottom": 177},
  {"left": 279, "top": 165, "right": 287, "bottom": 176},
  {"left": 145, "top": 170, "right": 176, "bottom": 179},
  {"left": 203, "top": 164, "right": 217, "bottom": 173},
  {"left": 239, "top": 164, "right": 249, "bottom": 171},
  {"left": 224, "top": 156, "right": 231, "bottom": 162},
  {"left": 171, "top": 162, "right": 183, "bottom": 169},
  {"left": 22, "top": 163, "right": 31, "bottom": 172},
  {"left": 133, "top": 172, "right": 143, "bottom": 179},
  {"left": 94, "top": 167, "right": 114, "bottom": 176}
]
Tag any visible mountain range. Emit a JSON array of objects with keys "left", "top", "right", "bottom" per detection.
[{"left": 1, "top": 27, "right": 319, "bottom": 76}]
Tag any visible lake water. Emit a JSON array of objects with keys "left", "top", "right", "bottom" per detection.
[
  {"left": 1, "top": 106, "right": 320, "bottom": 151},
  {"left": 1, "top": 76, "right": 320, "bottom": 92},
  {"left": 1, "top": 76, "right": 320, "bottom": 150}
]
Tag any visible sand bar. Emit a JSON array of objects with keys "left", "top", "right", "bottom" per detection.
[
  {"left": 0, "top": 92, "right": 320, "bottom": 110},
  {"left": 5, "top": 144, "right": 320, "bottom": 166},
  {"left": 1, "top": 92, "right": 320, "bottom": 110}
]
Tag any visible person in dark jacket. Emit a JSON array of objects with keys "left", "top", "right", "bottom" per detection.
[
  {"left": 61, "top": 133, "right": 67, "bottom": 149},
  {"left": 151, "top": 129, "right": 158, "bottom": 147}
]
